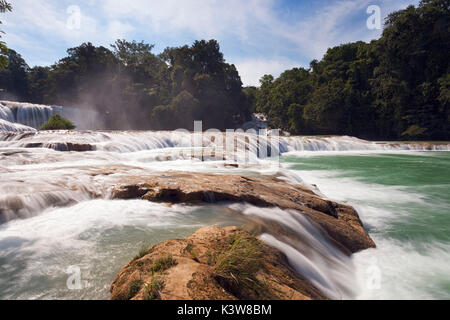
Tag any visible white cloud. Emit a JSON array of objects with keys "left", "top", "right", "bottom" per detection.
[
  {"left": 98, "top": 0, "right": 274, "bottom": 40},
  {"left": 264, "top": 0, "right": 420, "bottom": 61},
  {"left": 235, "top": 58, "right": 303, "bottom": 87},
  {"left": 2, "top": 0, "right": 421, "bottom": 69},
  {"left": 3, "top": 0, "right": 135, "bottom": 55}
]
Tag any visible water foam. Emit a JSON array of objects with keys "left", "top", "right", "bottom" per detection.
[
  {"left": 0, "top": 200, "right": 214, "bottom": 299},
  {"left": 0, "top": 101, "right": 102, "bottom": 130},
  {"left": 285, "top": 159, "right": 450, "bottom": 300}
]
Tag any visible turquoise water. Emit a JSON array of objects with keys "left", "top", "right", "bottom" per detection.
[{"left": 282, "top": 151, "right": 450, "bottom": 299}]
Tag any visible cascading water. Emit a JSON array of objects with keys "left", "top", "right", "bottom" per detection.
[
  {"left": 0, "top": 101, "right": 102, "bottom": 130},
  {"left": 0, "top": 102, "right": 449, "bottom": 300},
  {"left": 1, "top": 130, "right": 449, "bottom": 154}
]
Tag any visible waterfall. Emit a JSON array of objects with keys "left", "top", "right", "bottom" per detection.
[
  {"left": 0, "top": 103, "right": 15, "bottom": 122},
  {"left": 227, "top": 204, "right": 358, "bottom": 299},
  {"left": 0, "top": 119, "right": 36, "bottom": 132},
  {"left": 0, "top": 101, "right": 102, "bottom": 130},
  {"left": 1, "top": 130, "right": 449, "bottom": 154}
]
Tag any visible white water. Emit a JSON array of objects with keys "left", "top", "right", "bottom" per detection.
[
  {"left": 0, "top": 200, "right": 228, "bottom": 299},
  {"left": 1, "top": 130, "right": 449, "bottom": 154},
  {"left": 2, "top": 131, "right": 448, "bottom": 224},
  {"left": 231, "top": 204, "right": 357, "bottom": 299},
  {"left": 286, "top": 154, "right": 450, "bottom": 300},
  {"left": 0, "top": 197, "right": 356, "bottom": 299},
  {"left": 0, "top": 101, "right": 102, "bottom": 130},
  {"left": 0, "top": 119, "right": 36, "bottom": 132}
]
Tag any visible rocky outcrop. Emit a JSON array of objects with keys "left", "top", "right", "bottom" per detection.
[
  {"left": 112, "top": 172, "right": 375, "bottom": 253},
  {"left": 110, "top": 226, "right": 327, "bottom": 300},
  {"left": 23, "top": 142, "right": 95, "bottom": 152}
]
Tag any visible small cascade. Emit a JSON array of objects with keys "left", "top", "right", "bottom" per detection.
[
  {"left": 15, "top": 103, "right": 53, "bottom": 129},
  {"left": 0, "top": 190, "right": 94, "bottom": 223},
  {"left": 229, "top": 204, "right": 358, "bottom": 299},
  {"left": 0, "top": 119, "right": 36, "bottom": 132},
  {"left": 0, "top": 103, "right": 15, "bottom": 122},
  {"left": 1, "top": 130, "right": 449, "bottom": 155}
]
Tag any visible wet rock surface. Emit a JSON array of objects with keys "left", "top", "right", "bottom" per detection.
[
  {"left": 110, "top": 226, "right": 327, "bottom": 300},
  {"left": 112, "top": 172, "right": 376, "bottom": 253}
]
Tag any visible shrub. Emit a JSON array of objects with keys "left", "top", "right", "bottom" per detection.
[
  {"left": 133, "top": 244, "right": 149, "bottom": 261},
  {"left": 214, "top": 234, "right": 270, "bottom": 299},
  {"left": 143, "top": 276, "right": 165, "bottom": 300},
  {"left": 40, "top": 114, "right": 76, "bottom": 130},
  {"left": 126, "top": 280, "right": 143, "bottom": 300},
  {"left": 150, "top": 254, "right": 178, "bottom": 273}
]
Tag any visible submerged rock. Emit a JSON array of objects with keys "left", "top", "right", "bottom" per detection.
[
  {"left": 110, "top": 226, "right": 327, "bottom": 300},
  {"left": 112, "top": 172, "right": 375, "bottom": 253}
]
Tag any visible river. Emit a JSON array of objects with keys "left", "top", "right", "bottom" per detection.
[{"left": 0, "top": 102, "right": 449, "bottom": 300}]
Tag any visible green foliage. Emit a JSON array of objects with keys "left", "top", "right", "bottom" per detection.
[
  {"left": 402, "top": 125, "right": 428, "bottom": 138},
  {"left": 40, "top": 114, "right": 76, "bottom": 130},
  {"left": 143, "top": 276, "right": 164, "bottom": 300},
  {"left": 184, "top": 243, "right": 199, "bottom": 261},
  {"left": 0, "top": 0, "right": 447, "bottom": 139},
  {"left": 133, "top": 244, "right": 149, "bottom": 261},
  {"left": 0, "top": 42, "right": 7, "bottom": 70},
  {"left": 0, "top": 1, "right": 12, "bottom": 70},
  {"left": 214, "top": 234, "right": 267, "bottom": 298},
  {"left": 252, "top": 0, "right": 449, "bottom": 140},
  {"left": 158, "top": 39, "right": 249, "bottom": 129},
  {"left": 126, "top": 280, "right": 143, "bottom": 300},
  {"left": 0, "top": 38, "right": 250, "bottom": 130},
  {"left": 0, "top": 1, "right": 11, "bottom": 12},
  {"left": 0, "top": 49, "right": 28, "bottom": 99}
]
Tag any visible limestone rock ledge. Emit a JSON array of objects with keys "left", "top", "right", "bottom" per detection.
[{"left": 112, "top": 172, "right": 375, "bottom": 253}]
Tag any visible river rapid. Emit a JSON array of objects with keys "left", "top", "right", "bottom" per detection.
[{"left": 0, "top": 101, "right": 449, "bottom": 300}]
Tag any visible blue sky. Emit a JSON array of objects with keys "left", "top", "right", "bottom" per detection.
[{"left": 2, "top": 0, "right": 420, "bottom": 86}]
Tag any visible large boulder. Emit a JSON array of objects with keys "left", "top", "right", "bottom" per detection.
[{"left": 110, "top": 226, "right": 327, "bottom": 300}]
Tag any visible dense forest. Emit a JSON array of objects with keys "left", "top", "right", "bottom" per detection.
[
  {"left": 0, "top": 39, "right": 250, "bottom": 130},
  {"left": 0, "top": 0, "right": 449, "bottom": 139},
  {"left": 251, "top": 0, "right": 449, "bottom": 140}
]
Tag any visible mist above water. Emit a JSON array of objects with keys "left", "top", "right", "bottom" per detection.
[{"left": 0, "top": 101, "right": 104, "bottom": 131}]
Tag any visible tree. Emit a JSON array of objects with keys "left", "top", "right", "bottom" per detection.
[
  {"left": 159, "top": 39, "right": 249, "bottom": 130},
  {"left": 3, "top": 39, "right": 250, "bottom": 131},
  {"left": 40, "top": 114, "right": 76, "bottom": 130},
  {"left": 0, "top": 0, "right": 12, "bottom": 70},
  {"left": 251, "top": 0, "right": 449, "bottom": 140},
  {"left": 0, "top": 49, "right": 28, "bottom": 99}
]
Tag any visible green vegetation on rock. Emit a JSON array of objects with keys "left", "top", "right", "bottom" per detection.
[
  {"left": 126, "top": 280, "right": 143, "bottom": 300},
  {"left": 143, "top": 276, "right": 165, "bottom": 300},
  {"left": 40, "top": 114, "right": 76, "bottom": 130},
  {"left": 150, "top": 254, "right": 178, "bottom": 273},
  {"left": 214, "top": 233, "right": 270, "bottom": 299}
]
